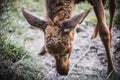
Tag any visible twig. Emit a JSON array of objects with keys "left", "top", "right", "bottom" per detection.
[{"left": 64, "top": 38, "right": 93, "bottom": 80}]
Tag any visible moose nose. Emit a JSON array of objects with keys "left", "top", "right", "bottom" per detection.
[{"left": 56, "top": 67, "right": 69, "bottom": 75}]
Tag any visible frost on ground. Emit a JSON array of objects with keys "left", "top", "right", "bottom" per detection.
[{"left": 21, "top": 23, "right": 120, "bottom": 80}]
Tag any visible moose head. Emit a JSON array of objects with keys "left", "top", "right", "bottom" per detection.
[{"left": 22, "top": 7, "right": 91, "bottom": 75}]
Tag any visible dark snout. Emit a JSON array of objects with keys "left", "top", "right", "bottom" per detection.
[
  {"left": 55, "top": 54, "right": 70, "bottom": 75},
  {"left": 56, "top": 65, "right": 69, "bottom": 75}
]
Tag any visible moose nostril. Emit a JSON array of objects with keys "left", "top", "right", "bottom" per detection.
[{"left": 58, "top": 70, "right": 68, "bottom": 75}]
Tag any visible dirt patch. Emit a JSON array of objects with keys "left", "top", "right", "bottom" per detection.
[{"left": 24, "top": 25, "right": 120, "bottom": 80}]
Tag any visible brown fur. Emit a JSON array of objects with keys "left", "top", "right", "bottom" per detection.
[
  {"left": 22, "top": 0, "right": 117, "bottom": 76},
  {"left": 45, "top": 0, "right": 74, "bottom": 25}
]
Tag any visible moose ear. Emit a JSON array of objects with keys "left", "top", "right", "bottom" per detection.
[
  {"left": 21, "top": 7, "right": 47, "bottom": 30},
  {"left": 61, "top": 7, "right": 92, "bottom": 33}
]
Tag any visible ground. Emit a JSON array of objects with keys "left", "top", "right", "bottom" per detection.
[{"left": 24, "top": 24, "right": 120, "bottom": 80}]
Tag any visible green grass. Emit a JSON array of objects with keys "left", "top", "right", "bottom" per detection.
[
  {"left": 0, "top": 0, "right": 45, "bottom": 80},
  {"left": 0, "top": 33, "right": 44, "bottom": 80},
  {"left": 114, "top": 11, "right": 120, "bottom": 28},
  {"left": 74, "top": 2, "right": 97, "bottom": 26}
]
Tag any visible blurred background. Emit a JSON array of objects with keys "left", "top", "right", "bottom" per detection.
[{"left": 0, "top": 0, "right": 120, "bottom": 80}]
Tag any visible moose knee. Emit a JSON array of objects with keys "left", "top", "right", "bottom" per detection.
[{"left": 99, "top": 31, "right": 110, "bottom": 44}]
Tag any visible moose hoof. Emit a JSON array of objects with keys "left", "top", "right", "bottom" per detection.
[{"left": 91, "top": 34, "right": 96, "bottom": 40}]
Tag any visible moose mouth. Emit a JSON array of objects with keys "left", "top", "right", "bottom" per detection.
[{"left": 55, "top": 53, "right": 70, "bottom": 75}]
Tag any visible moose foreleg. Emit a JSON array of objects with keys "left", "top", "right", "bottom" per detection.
[
  {"left": 109, "top": 0, "right": 116, "bottom": 46},
  {"left": 98, "top": 21, "right": 116, "bottom": 74},
  {"left": 89, "top": 0, "right": 116, "bottom": 75},
  {"left": 91, "top": 22, "right": 99, "bottom": 39}
]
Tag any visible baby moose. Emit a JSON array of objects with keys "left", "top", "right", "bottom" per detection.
[{"left": 22, "top": 0, "right": 91, "bottom": 75}]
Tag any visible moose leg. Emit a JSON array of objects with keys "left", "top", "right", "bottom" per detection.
[
  {"left": 38, "top": 45, "right": 47, "bottom": 55},
  {"left": 89, "top": 0, "right": 116, "bottom": 75},
  {"left": 98, "top": 25, "right": 115, "bottom": 74},
  {"left": 91, "top": 22, "right": 99, "bottom": 39},
  {"left": 109, "top": 0, "right": 116, "bottom": 46},
  {"left": 91, "top": 0, "right": 106, "bottom": 39}
]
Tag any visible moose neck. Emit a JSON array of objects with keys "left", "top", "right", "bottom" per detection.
[{"left": 45, "top": 0, "right": 74, "bottom": 25}]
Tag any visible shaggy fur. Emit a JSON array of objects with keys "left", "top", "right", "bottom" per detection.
[
  {"left": 22, "top": 0, "right": 118, "bottom": 77},
  {"left": 45, "top": 0, "right": 74, "bottom": 25}
]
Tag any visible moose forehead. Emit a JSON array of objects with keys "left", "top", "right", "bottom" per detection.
[
  {"left": 44, "top": 25, "right": 71, "bottom": 45},
  {"left": 45, "top": 25, "right": 62, "bottom": 36}
]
